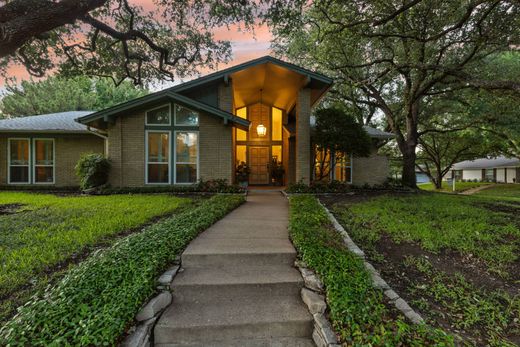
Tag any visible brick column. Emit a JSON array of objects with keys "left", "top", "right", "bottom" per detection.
[
  {"left": 296, "top": 88, "right": 311, "bottom": 184},
  {"left": 216, "top": 81, "right": 233, "bottom": 183}
]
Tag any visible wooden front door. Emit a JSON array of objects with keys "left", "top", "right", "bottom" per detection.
[{"left": 249, "top": 146, "right": 270, "bottom": 185}]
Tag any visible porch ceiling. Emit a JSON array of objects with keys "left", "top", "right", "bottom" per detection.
[{"left": 231, "top": 62, "right": 308, "bottom": 111}]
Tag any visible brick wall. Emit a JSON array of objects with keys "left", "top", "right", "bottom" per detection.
[
  {"left": 199, "top": 115, "right": 233, "bottom": 182},
  {"left": 352, "top": 151, "right": 389, "bottom": 186},
  {"left": 0, "top": 133, "right": 104, "bottom": 187},
  {"left": 296, "top": 88, "right": 311, "bottom": 183}
]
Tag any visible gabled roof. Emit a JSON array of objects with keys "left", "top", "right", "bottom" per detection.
[
  {"left": 362, "top": 126, "right": 394, "bottom": 139},
  {"left": 77, "top": 90, "right": 250, "bottom": 130},
  {"left": 453, "top": 156, "right": 520, "bottom": 170},
  {"left": 0, "top": 111, "right": 94, "bottom": 133}
]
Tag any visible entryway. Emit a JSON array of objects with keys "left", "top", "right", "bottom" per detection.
[{"left": 249, "top": 146, "right": 270, "bottom": 185}]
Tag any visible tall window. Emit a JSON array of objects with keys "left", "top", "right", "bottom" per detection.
[
  {"left": 175, "top": 132, "right": 198, "bottom": 183},
  {"left": 9, "top": 139, "right": 30, "bottom": 184},
  {"left": 146, "top": 131, "right": 170, "bottom": 184},
  {"left": 236, "top": 107, "right": 247, "bottom": 141},
  {"left": 271, "top": 107, "right": 282, "bottom": 141},
  {"left": 334, "top": 153, "right": 352, "bottom": 183},
  {"left": 33, "top": 139, "right": 54, "bottom": 183},
  {"left": 485, "top": 168, "right": 494, "bottom": 181}
]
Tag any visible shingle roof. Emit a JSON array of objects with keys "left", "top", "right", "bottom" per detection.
[
  {"left": 362, "top": 126, "right": 394, "bottom": 139},
  {"left": 453, "top": 156, "right": 520, "bottom": 170},
  {"left": 0, "top": 111, "right": 94, "bottom": 133}
]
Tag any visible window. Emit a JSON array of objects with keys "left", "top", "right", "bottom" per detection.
[
  {"left": 9, "top": 139, "right": 30, "bottom": 184},
  {"left": 272, "top": 145, "right": 282, "bottom": 163},
  {"left": 236, "top": 107, "right": 247, "bottom": 141},
  {"left": 146, "top": 131, "right": 170, "bottom": 184},
  {"left": 272, "top": 107, "right": 282, "bottom": 141},
  {"left": 313, "top": 147, "right": 331, "bottom": 181},
  {"left": 485, "top": 168, "right": 494, "bottom": 181},
  {"left": 334, "top": 153, "right": 352, "bottom": 183},
  {"left": 175, "top": 132, "right": 198, "bottom": 183},
  {"left": 236, "top": 145, "right": 247, "bottom": 166},
  {"left": 146, "top": 105, "right": 171, "bottom": 125},
  {"left": 175, "top": 104, "right": 199, "bottom": 126},
  {"left": 33, "top": 139, "right": 54, "bottom": 183}
]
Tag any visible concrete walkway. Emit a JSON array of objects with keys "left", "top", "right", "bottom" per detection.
[
  {"left": 154, "top": 191, "right": 314, "bottom": 347},
  {"left": 460, "top": 184, "right": 496, "bottom": 195}
]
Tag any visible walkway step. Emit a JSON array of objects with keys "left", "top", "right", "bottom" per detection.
[
  {"left": 171, "top": 265, "right": 303, "bottom": 301},
  {"left": 154, "top": 295, "right": 313, "bottom": 344},
  {"left": 156, "top": 337, "right": 315, "bottom": 347}
]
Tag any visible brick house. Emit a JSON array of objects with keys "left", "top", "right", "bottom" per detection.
[{"left": 0, "top": 56, "right": 391, "bottom": 188}]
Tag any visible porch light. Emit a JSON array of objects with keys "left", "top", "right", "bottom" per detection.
[{"left": 257, "top": 124, "right": 267, "bottom": 137}]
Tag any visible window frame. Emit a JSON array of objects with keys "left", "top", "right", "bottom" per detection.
[
  {"left": 32, "top": 138, "right": 55, "bottom": 185},
  {"left": 7, "top": 138, "right": 31, "bottom": 185},
  {"left": 145, "top": 103, "right": 171, "bottom": 126},
  {"left": 145, "top": 130, "right": 171, "bottom": 185},
  {"left": 174, "top": 104, "right": 200, "bottom": 127},
  {"left": 333, "top": 152, "right": 353, "bottom": 184},
  {"left": 174, "top": 130, "right": 199, "bottom": 185}
]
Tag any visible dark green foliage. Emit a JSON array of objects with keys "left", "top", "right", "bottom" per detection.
[
  {"left": 314, "top": 107, "right": 372, "bottom": 158},
  {"left": 0, "top": 195, "right": 244, "bottom": 346},
  {"left": 285, "top": 180, "right": 407, "bottom": 193},
  {"left": 75, "top": 153, "right": 111, "bottom": 190},
  {"left": 99, "top": 179, "right": 244, "bottom": 194},
  {"left": 288, "top": 195, "right": 453, "bottom": 345}
]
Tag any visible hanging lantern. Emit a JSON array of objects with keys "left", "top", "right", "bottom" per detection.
[{"left": 256, "top": 124, "right": 267, "bottom": 137}]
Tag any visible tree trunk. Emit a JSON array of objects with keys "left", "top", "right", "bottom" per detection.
[
  {"left": 401, "top": 146, "right": 417, "bottom": 188},
  {"left": 435, "top": 169, "right": 443, "bottom": 189}
]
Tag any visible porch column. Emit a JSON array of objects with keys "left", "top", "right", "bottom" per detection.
[{"left": 296, "top": 88, "right": 311, "bottom": 184}]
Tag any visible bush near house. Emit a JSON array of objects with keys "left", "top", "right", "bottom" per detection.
[
  {"left": 75, "top": 153, "right": 111, "bottom": 189},
  {"left": 288, "top": 195, "right": 452, "bottom": 345},
  {"left": 0, "top": 195, "right": 244, "bottom": 346}
]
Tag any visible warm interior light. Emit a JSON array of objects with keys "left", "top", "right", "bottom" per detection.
[{"left": 257, "top": 124, "right": 267, "bottom": 137}]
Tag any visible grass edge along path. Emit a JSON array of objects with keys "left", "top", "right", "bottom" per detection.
[
  {"left": 0, "top": 194, "right": 245, "bottom": 346},
  {"left": 288, "top": 195, "right": 453, "bottom": 346}
]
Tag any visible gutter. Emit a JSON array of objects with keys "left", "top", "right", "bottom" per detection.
[{"left": 87, "top": 126, "right": 109, "bottom": 156}]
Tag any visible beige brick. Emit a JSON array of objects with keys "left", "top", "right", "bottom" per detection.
[
  {"left": 296, "top": 88, "right": 311, "bottom": 184},
  {"left": 352, "top": 151, "right": 389, "bottom": 186}
]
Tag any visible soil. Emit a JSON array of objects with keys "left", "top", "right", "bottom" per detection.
[
  {"left": 319, "top": 193, "right": 520, "bottom": 346},
  {"left": 0, "top": 203, "right": 24, "bottom": 215}
]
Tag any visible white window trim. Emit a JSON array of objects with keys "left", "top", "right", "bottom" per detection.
[
  {"left": 145, "top": 103, "right": 171, "bottom": 126},
  {"left": 174, "top": 130, "right": 199, "bottom": 184},
  {"left": 145, "top": 130, "right": 171, "bottom": 185},
  {"left": 32, "top": 138, "right": 55, "bottom": 185},
  {"left": 333, "top": 153, "right": 353, "bottom": 184},
  {"left": 7, "top": 138, "right": 31, "bottom": 185},
  {"left": 173, "top": 103, "right": 200, "bottom": 127}
]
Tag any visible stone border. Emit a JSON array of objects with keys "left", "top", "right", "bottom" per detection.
[
  {"left": 121, "top": 256, "right": 181, "bottom": 347},
  {"left": 317, "top": 200, "right": 425, "bottom": 325}
]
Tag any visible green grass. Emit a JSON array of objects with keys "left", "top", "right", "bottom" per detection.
[
  {"left": 473, "top": 183, "right": 520, "bottom": 201},
  {"left": 0, "top": 192, "right": 190, "bottom": 322},
  {"left": 333, "top": 193, "right": 519, "bottom": 275},
  {"left": 418, "top": 181, "right": 490, "bottom": 192},
  {"left": 289, "top": 195, "right": 453, "bottom": 346},
  {"left": 0, "top": 194, "right": 244, "bottom": 346}
]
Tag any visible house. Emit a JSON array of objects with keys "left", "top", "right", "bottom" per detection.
[
  {"left": 0, "top": 56, "right": 391, "bottom": 188},
  {"left": 451, "top": 156, "right": 519, "bottom": 183}
]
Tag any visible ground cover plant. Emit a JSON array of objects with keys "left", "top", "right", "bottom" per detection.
[
  {"left": 0, "top": 192, "right": 190, "bottom": 323},
  {"left": 0, "top": 194, "right": 244, "bottom": 346},
  {"left": 418, "top": 181, "right": 491, "bottom": 193},
  {"left": 288, "top": 195, "right": 452, "bottom": 346},
  {"left": 474, "top": 183, "right": 520, "bottom": 201},
  {"left": 329, "top": 191, "right": 520, "bottom": 346}
]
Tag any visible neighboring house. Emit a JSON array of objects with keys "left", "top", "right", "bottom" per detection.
[
  {"left": 450, "top": 156, "right": 519, "bottom": 183},
  {"left": 0, "top": 56, "right": 391, "bottom": 188}
]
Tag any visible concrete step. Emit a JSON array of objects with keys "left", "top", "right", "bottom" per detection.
[
  {"left": 171, "top": 265, "right": 304, "bottom": 301},
  {"left": 154, "top": 294, "right": 313, "bottom": 344},
  {"left": 155, "top": 337, "right": 316, "bottom": 347}
]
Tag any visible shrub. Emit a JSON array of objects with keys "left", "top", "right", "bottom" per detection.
[
  {"left": 75, "top": 153, "right": 111, "bottom": 190},
  {"left": 98, "top": 179, "right": 244, "bottom": 195},
  {"left": 0, "top": 195, "right": 244, "bottom": 346},
  {"left": 285, "top": 179, "right": 408, "bottom": 193}
]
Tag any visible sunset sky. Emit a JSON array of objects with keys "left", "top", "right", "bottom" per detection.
[{"left": 3, "top": 0, "right": 273, "bottom": 89}]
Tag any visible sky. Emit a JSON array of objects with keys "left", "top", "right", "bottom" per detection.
[{"left": 2, "top": 1, "right": 273, "bottom": 89}]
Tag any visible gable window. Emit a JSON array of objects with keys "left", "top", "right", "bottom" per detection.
[
  {"left": 175, "top": 131, "right": 198, "bottom": 183},
  {"left": 33, "top": 139, "right": 54, "bottom": 184},
  {"left": 174, "top": 104, "right": 199, "bottom": 126},
  {"left": 8, "top": 139, "right": 30, "bottom": 184},
  {"left": 146, "top": 104, "right": 171, "bottom": 125},
  {"left": 146, "top": 131, "right": 170, "bottom": 184}
]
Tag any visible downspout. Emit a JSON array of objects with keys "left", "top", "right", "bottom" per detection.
[{"left": 87, "top": 126, "right": 109, "bottom": 157}]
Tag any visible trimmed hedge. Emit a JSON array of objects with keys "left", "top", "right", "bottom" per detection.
[
  {"left": 0, "top": 195, "right": 244, "bottom": 346},
  {"left": 97, "top": 179, "right": 244, "bottom": 194},
  {"left": 288, "top": 195, "right": 453, "bottom": 346},
  {"left": 285, "top": 180, "right": 410, "bottom": 194}
]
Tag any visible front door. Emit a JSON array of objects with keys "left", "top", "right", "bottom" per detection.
[{"left": 249, "top": 146, "right": 270, "bottom": 185}]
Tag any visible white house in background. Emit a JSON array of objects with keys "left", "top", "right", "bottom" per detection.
[{"left": 451, "top": 156, "right": 519, "bottom": 183}]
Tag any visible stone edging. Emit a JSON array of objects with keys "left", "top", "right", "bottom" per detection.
[
  {"left": 121, "top": 256, "right": 182, "bottom": 347},
  {"left": 316, "top": 200, "right": 424, "bottom": 325}
]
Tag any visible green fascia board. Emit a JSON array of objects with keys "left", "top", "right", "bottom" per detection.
[
  {"left": 77, "top": 90, "right": 250, "bottom": 130},
  {"left": 168, "top": 56, "right": 333, "bottom": 93}
]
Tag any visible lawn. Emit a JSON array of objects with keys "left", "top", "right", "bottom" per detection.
[
  {"left": 473, "top": 183, "right": 520, "bottom": 201},
  {"left": 0, "top": 192, "right": 190, "bottom": 323},
  {"left": 418, "top": 181, "right": 491, "bottom": 192},
  {"left": 329, "top": 192, "right": 519, "bottom": 346}
]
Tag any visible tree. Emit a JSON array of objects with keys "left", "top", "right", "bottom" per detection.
[
  {"left": 0, "top": 0, "right": 257, "bottom": 84},
  {"left": 313, "top": 107, "right": 372, "bottom": 180},
  {"left": 268, "top": 0, "right": 520, "bottom": 188},
  {"left": 0, "top": 76, "right": 148, "bottom": 116}
]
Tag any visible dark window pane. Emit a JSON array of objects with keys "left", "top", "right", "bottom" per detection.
[
  {"left": 148, "top": 133, "right": 169, "bottom": 163},
  {"left": 10, "top": 166, "right": 29, "bottom": 183},
  {"left": 175, "top": 105, "right": 199, "bottom": 126},
  {"left": 35, "top": 167, "right": 53, "bottom": 183},
  {"left": 10, "top": 140, "right": 29, "bottom": 165},
  {"left": 148, "top": 164, "right": 169, "bottom": 183},
  {"left": 146, "top": 106, "right": 170, "bottom": 124},
  {"left": 176, "top": 132, "right": 198, "bottom": 163},
  {"left": 35, "top": 140, "right": 53, "bottom": 165},
  {"left": 176, "top": 164, "right": 197, "bottom": 183}
]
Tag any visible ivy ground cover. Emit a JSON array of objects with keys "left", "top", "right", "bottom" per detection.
[
  {"left": 328, "top": 191, "right": 519, "bottom": 346},
  {"left": 0, "top": 192, "right": 190, "bottom": 323}
]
